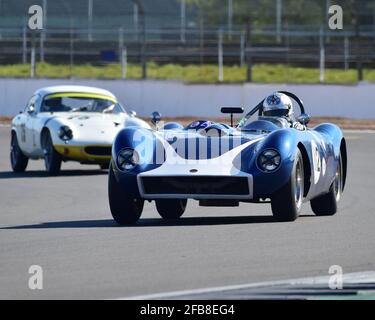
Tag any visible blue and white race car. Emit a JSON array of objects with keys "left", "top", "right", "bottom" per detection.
[{"left": 108, "top": 91, "right": 347, "bottom": 225}]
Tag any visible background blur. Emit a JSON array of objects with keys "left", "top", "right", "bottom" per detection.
[
  {"left": 0, "top": 0, "right": 374, "bottom": 83},
  {"left": 1, "top": 0, "right": 375, "bottom": 121}
]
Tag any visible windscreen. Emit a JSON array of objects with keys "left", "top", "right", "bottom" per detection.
[{"left": 40, "top": 93, "right": 124, "bottom": 114}]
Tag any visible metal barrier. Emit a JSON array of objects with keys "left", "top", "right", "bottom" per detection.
[{"left": 0, "top": 25, "right": 374, "bottom": 82}]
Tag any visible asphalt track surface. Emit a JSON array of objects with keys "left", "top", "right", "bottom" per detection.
[{"left": 0, "top": 126, "right": 374, "bottom": 299}]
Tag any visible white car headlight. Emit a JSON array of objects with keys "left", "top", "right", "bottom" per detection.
[
  {"left": 117, "top": 148, "right": 140, "bottom": 171},
  {"left": 257, "top": 149, "right": 281, "bottom": 172}
]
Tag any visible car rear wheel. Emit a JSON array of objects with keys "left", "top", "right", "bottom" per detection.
[
  {"left": 155, "top": 199, "right": 187, "bottom": 220},
  {"left": 310, "top": 152, "right": 343, "bottom": 216},
  {"left": 271, "top": 149, "right": 304, "bottom": 222},
  {"left": 10, "top": 132, "right": 28, "bottom": 172},
  {"left": 42, "top": 131, "right": 62, "bottom": 175},
  {"left": 108, "top": 163, "right": 144, "bottom": 225}
]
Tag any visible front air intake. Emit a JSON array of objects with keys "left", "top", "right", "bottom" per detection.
[
  {"left": 84, "top": 146, "right": 112, "bottom": 156},
  {"left": 141, "top": 176, "right": 249, "bottom": 196}
]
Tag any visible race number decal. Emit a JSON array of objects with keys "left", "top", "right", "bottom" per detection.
[
  {"left": 311, "top": 140, "right": 321, "bottom": 184},
  {"left": 322, "top": 157, "right": 327, "bottom": 177},
  {"left": 20, "top": 124, "right": 26, "bottom": 143}
]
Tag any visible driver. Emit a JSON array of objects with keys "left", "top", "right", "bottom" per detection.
[{"left": 262, "top": 92, "right": 305, "bottom": 130}]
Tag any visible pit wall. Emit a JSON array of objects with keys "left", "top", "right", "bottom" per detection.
[{"left": 0, "top": 78, "right": 372, "bottom": 118}]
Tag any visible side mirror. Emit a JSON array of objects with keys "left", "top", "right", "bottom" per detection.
[
  {"left": 220, "top": 106, "right": 244, "bottom": 127},
  {"left": 27, "top": 105, "right": 35, "bottom": 114},
  {"left": 129, "top": 110, "right": 137, "bottom": 117},
  {"left": 297, "top": 113, "right": 311, "bottom": 126},
  {"left": 151, "top": 111, "right": 161, "bottom": 128}
]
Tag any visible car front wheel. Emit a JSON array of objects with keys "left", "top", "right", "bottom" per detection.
[
  {"left": 155, "top": 199, "right": 187, "bottom": 220},
  {"left": 10, "top": 132, "right": 28, "bottom": 172},
  {"left": 108, "top": 163, "right": 144, "bottom": 225},
  {"left": 42, "top": 131, "right": 62, "bottom": 175},
  {"left": 271, "top": 149, "right": 304, "bottom": 222}
]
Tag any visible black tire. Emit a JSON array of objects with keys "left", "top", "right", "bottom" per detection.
[
  {"left": 310, "top": 152, "right": 343, "bottom": 216},
  {"left": 100, "top": 163, "right": 110, "bottom": 170},
  {"left": 155, "top": 199, "right": 187, "bottom": 220},
  {"left": 42, "top": 131, "right": 62, "bottom": 175},
  {"left": 108, "top": 163, "right": 144, "bottom": 225},
  {"left": 10, "top": 132, "right": 28, "bottom": 172},
  {"left": 271, "top": 149, "right": 304, "bottom": 222}
]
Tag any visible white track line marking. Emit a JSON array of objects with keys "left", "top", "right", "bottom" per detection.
[
  {"left": 117, "top": 271, "right": 375, "bottom": 300},
  {"left": 0, "top": 122, "right": 373, "bottom": 132},
  {"left": 0, "top": 125, "right": 373, "bottom": 132},
  {"left": 343, "top": 129, "right": 375, "bottom": 134}
]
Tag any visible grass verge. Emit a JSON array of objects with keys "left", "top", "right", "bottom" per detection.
[{"left": 1, "top": 62, "right": 374, "bottom": 84}]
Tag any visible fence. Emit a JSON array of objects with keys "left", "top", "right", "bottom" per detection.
[
  {"left": 1, "top": 25, "right": 374, "bottom": 81},
  {"left": 2, "top": 0, "right": 375, "bottom": 82}
]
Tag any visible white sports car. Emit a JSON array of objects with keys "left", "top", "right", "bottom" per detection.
[{"left": 10, "top": 85, "right": 150, "bottom": 175}]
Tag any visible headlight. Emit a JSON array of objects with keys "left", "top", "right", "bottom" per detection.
[
  {"left": 117, "top": 148, "right": 140, "bottom": 171},
  {"left": 58, "top": 125, "right": 73, "bottom": 141},
  {"left": 257, "top": 149, "right": 281, "bottom": 172}
]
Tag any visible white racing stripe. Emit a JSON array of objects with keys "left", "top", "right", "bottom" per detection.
[{"left": 117, "top": 271, "right": 375, "bottom": 300}]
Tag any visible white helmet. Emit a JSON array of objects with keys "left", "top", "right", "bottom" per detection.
[{"left": 263, "top": 92, "right": 293, "bottom": 118}]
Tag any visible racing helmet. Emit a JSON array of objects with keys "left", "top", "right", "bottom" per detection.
[{"left": 262, "top": 92, "right": 293, "bottom": 118}]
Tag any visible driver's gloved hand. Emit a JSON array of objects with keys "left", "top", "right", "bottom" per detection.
[{"left": 292, "top": 122, "right": 306, "bottom": 131}]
